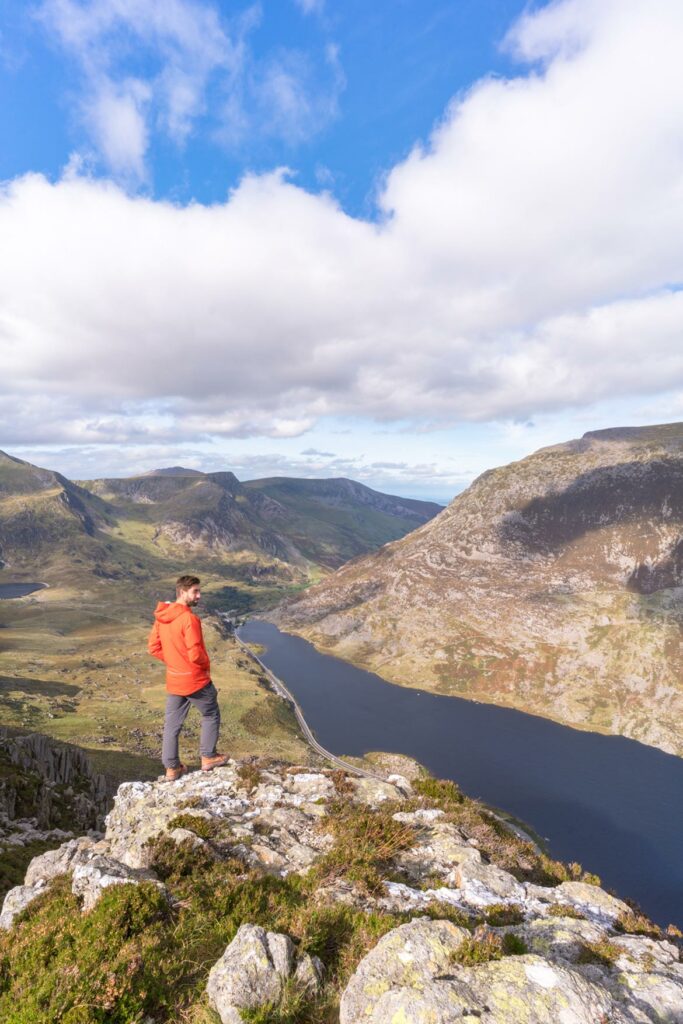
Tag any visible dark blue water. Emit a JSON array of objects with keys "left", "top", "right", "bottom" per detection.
[
  {"left": 239, "top": 619, "right": 683, "bottom": 927},
  {"left": 0, "top": 583, "right": 46, "bottom": 599}
]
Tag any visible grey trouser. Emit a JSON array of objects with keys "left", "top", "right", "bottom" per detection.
[{"left": 162, "top": 681, "right": 220, "bottom": 768}]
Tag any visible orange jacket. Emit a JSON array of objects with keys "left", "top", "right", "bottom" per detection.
[{"left": 147, "top": 602, "right": 211, "bottom": 695}]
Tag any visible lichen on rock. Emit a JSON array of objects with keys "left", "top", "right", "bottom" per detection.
[{"left": 0, "top": 758, "right": 680, "bottom": 1023}]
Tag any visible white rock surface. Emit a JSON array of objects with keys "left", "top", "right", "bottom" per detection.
[
  {"left": 0, "top": 882, "right": 47, "bottom": 930},
  {"left": 206, "top": 923, "right": 321, "bottom": 1024},
  {"left": 71, "top": 854, "right": 166, "bottom": 912}
]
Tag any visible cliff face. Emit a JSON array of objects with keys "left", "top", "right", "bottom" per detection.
[
  {"left": 0, "top": 759, "right": 680, "bottom": 1023},
  {"left": 0, "top": 729, "right": 109, "bottom": 900},
  {"left": 271, "top": 424, "right": 683, "bottom": 756}
]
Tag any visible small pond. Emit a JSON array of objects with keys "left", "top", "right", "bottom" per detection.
[{"left": 0, "top": 583, "right": 47, "bottom": 599}]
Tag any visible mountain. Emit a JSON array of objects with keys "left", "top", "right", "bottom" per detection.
[
  {"left": 81, "top": 470, "right": 442, "bottom": 576},
  {"left": 244, "top": 477, "right": 443, "bottom": 568},
  {"left": 83, "top": 470, "right": 300, "bottom": 571},
  {"left": 0, "top": 450, "right": 117, "bottom": 579},
  {"left": 271, "top": 423, "right": 683, "bottom": 757},
  {"left": 142, "top": 466, "right": 205, "bottom": 477},
  {"left": 1, "top": 758, "right": 680, "bottom": 1021},
  {"left": 0, "top": 450, "right": 441, "bottom": 589}
]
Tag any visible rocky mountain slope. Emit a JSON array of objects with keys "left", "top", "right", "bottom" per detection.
[
  {"left": 0, "top": 759, "right": 680, "bottom": 1022},
  {"left": 0, "top": 449, "right": 441, "bottom": 588},
  {"left": 271, "top": 423, "right": 683, "bottom": 757},
  {"left": 0, "top": 728, "right": 108, "bottom": 899},
  {"left": 85, "top": 469, "right": 442, "bottom": 573},
  {"left": 244, "top": 476, "right": 442, "bottom": 568},
  {"left": 0, "top": 450, "right": 115, "bottom": 579}
]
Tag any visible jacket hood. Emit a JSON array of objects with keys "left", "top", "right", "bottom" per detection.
[{"left": 153, "top": 601, "right": 190, "bottom": 624}]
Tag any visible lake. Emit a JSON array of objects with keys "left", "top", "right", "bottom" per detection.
[
  {"left": 239, "top": 619, "right": 683, "bottom": 928},
  {"left": 0, "top": 583, "right": 46, "bottom": 599}
]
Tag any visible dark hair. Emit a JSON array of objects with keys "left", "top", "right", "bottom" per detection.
[{"left": 176, "top": 574, "right": 200, "bottom": 597}]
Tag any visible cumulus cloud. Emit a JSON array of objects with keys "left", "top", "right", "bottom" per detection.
[{"left": 4, "top": 0, "right": 683, "bottom": 446}]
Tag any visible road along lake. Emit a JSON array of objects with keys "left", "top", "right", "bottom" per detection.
[
  {"left": 239, "top": 619, "right": 683, "bottom": 927},
  {"left": 0, "top": 583, "right": 47, "bottom": 599}
]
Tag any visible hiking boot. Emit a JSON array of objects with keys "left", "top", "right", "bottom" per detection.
[
  {"left": 164, "top": 763, "right": 188, "bottom": 781},
  {"left": 201, "top": 753, "right": 229, "bottom": 772}
]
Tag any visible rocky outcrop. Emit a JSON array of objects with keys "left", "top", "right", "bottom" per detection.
[
  {"left": 0, "top": 759, "right": 680, "bottom": 1021},
  {"left": 0, "top": 729, "right": 108, "bottom": 834},
  {"left": 207, "top": 923, "right": 323, "bottom": 1023},
  {"left": 272, "top": 423, "right": 683, "bottom": 755},
  {"left": 341, "top": 916, "right": 683, "bottom": 1024}
]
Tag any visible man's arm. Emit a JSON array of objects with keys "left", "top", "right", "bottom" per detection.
[
  {"left": 147, "top": 621, "right": 165, "bottom": 661},
  {"left": 183, "top": 614, "right": 210, "bottom": 668}
]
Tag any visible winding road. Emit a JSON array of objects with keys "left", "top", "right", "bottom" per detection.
[{"left": 233, "top": 631, "right": 387, "bottom": 782}]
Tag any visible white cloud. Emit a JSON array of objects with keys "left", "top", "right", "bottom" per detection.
[
  {"left": 37, "top": 0, "right": 343, "bottom": 179},
  {"left": 37, "top": 0, "right": 238, "bottom": 179},
  {"left": 293, "top": 0, "right": 324, "bottom": 15},
  {"left": 85, "top": 78, "right": 150, "bottom": 178},
  {"left": 4, "top": 0, "right": 683, "bottom": 448}
]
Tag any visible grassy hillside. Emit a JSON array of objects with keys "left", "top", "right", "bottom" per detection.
[
  {"left": 0, "top": 451, "right": 442, "bottom": 785},
  {"left": 244, "top": 477, "right": 442, "bottom": 568},
  {"left": 0, "top": 580, "right": 312, "bottom": 785}
]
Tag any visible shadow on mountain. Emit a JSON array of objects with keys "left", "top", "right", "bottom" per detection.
[
  {"left": 499, "top": 459, "right": 683, "bottom": 592},
  {"left": 0, "top": 676, "right": 80, "bottom": 698}
]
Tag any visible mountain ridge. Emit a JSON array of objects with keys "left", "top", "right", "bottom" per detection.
[
  {"left": 270, "top": 423, "right": 683, "bottom": 756},
  {"left": 0, "top": 449, "right": 441, "bottom": 585}
]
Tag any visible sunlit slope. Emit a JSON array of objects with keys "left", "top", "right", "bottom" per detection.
[
  {"left": 244, "top": 476, "right": 442, "bottom": 568},
  {"left": 0, "top": 450, "right": 120, "bottom": 582},
  {"left": 82, "top": 469, "right": 442, "bottom": 577},
  {"left": 271, "top": 424, "right": 683, "bottom": 756}
]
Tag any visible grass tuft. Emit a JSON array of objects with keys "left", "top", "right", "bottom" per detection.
[
  {"left": 576, "top": 940, "right": 622, "bottom": 967},
  {"left": 450, "top": 930, "right": 528, "bottom": 966}
]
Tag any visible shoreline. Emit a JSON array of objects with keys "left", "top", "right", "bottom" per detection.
[{"left": 233, "top": 619, "right": 543, "bottom": 852}]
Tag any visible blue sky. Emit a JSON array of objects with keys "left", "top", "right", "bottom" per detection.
[
  {"left": 2, "top": 2, "right": 525, "bottom": 213},
  {"left": 2, "top": 0, "right": 683, "bottom": 502}
]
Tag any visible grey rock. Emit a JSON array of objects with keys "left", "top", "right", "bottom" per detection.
[
  {"left": 395, "top": 820, "right": 480, "bottom": 883},
  {"left": 0, "top": 882, "right": 46, "bottom": 930},
  {"left": 510, "top": 915, "right": 605, "bottom": 963},
  {"left": 294, "top": 952, "right": 324, "bottom": 993},
  {"left": 551, "top": 881, "right": 631, "bottom": 925},
  {"left": 350, "top": 777, "right": 404, "bottom": 808},
  {"left": 206, "top": 923, "right": 295, "bottom": 1024},
  {"left": 340, "top": 918, "right": 469, "bottom": 1024},
  {"left": 24, "top": 835, "right": 102, "bottom": 886},
  {"left": 71, "top": 854, "right": 166, "bottom": 912},
  {"left": 354, "top": 956, "right": 619, "bottom": 1024},
  {"left": 453, "top": 858, "right": 526, "bottom": 906}
]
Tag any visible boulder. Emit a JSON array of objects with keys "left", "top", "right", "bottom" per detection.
[
  {"left": 24, "top": 835, "right": 103, "bottom": 887},
  {"left": 453, "top": 858, "right": 526, "bottom": 906},
  {"left": 71, "top": 854, "right": 166, "bottom": 912},
  {"left": 293, "top": 952, "right": 324, "bottom": 993},
  {"left": 509, "top": 915, "right": 605, "bottom": 963},
  {"left": 339, "top": 918, "right": 468, "bottom": 1023},
  {"left": 350, "top": 777, "right": 404, "bottom": 808},
  {"left": 206, "top": 924, "right": 295, "bottom": 1024},
  {"left": 346, "top": 955, "right": 617, "bottom": 1024},
  {"left": 550, "top": 881, "right": 631, "bottom": 925},
  {"left": 105, "top": 772, "right": 246, "bottom": 868},
  {"left": 395, "top": 820, "right": 480, "bottom": 883},
  {"left": 0, "top": 882, "right": 46, "bottom": 930}
]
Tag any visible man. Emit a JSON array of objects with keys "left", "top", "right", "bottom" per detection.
[{"left": 148, "top": 574, "right": 228, "bottom": 780}]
